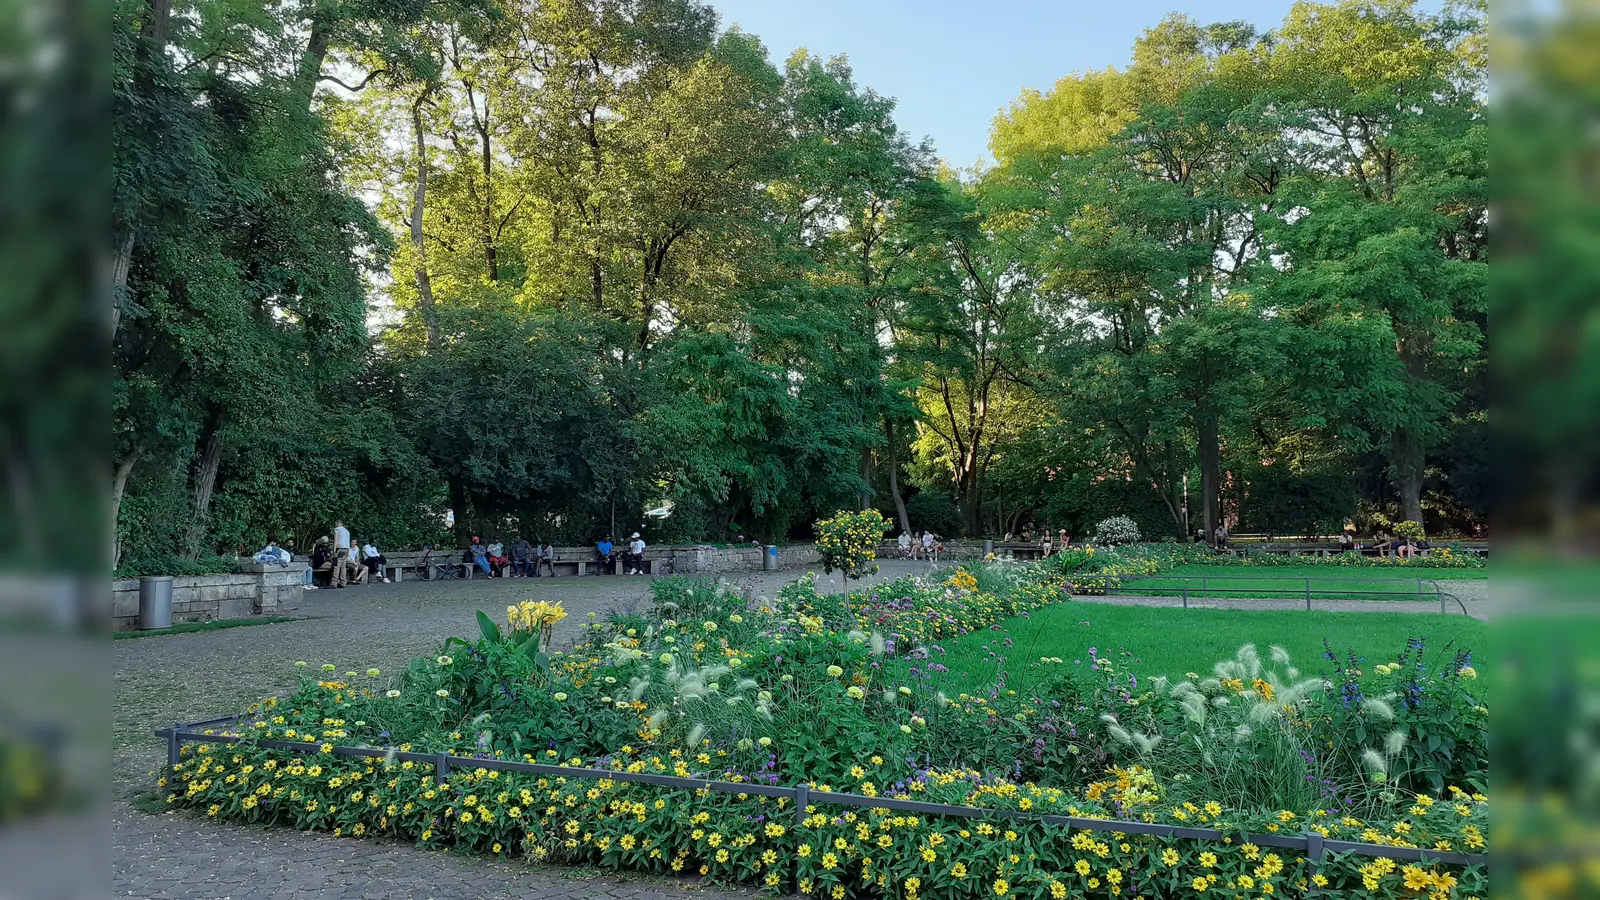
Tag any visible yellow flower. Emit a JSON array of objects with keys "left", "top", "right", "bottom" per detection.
[
  {"left": 1191, "top": 876, "right": 1209, "bottom": 892},
  {"left": 992, "top": 879, "right": 1010, "bottom": 896}
]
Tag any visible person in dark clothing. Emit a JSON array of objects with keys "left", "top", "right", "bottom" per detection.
[{"left": 512, "top": 537, "right": 533, "bottom": 577}]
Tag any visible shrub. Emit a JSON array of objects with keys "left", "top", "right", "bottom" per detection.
[
  {"left": 1092, "top": 515, "right": 1141, "bottom": 545},
  {"left": 113, "top": 555, "right": 239, "bottom": 579},
  {"left": 815, "top": 509, "right": 889, "bottom": 580}
]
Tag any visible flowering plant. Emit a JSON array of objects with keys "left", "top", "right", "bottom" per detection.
[
  {"left": 815, "top": 509, "right": 889, "bottom": 580},
  {"left": 1092, "top": 515, "right": 1141, "bottom": 545}
]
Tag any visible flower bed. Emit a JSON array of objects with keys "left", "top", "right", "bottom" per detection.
[{"left": 161, "top": 566, "right": 1489, "bottom": 898}]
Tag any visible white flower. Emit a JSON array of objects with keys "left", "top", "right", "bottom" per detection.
[
  {"left": 386, "top": 690, "right": 401, "bottom": 699},
  {"left": 553, "top": 692, "right": 568, "bottom": 701},
  {"left": 435, "top": 689, "right": 449, "bottom": 698},
  {"left": 436, "top": 655, "right": 453, "bottom": 666}
]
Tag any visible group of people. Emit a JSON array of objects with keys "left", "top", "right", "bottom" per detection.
[
  {"left": 896, "top": 530, "right": 943, "bottom": 560},
  {"left": 262, "top": 521, "right": 662, "bottom": 585},
  {"left": 1342, "top": 527, "right": 1430, "bottom": 558},
  {"left": 464, "top": 536, "right": 555, "bottom": 577},
  {"left": 594, "top": 533, "right": 649, "bottom": 575},
  {"left": 1001, "top": 528, "right": 1072, "bottom": 557},
  {"left": 453, "top": 532, "right": 651, "bottom": 577},
  {"left": 306, "top": 520, "right": 390, "bottom": 588}
]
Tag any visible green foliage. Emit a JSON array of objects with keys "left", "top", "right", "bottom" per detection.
[
  {"left": 1238, "top": 470, "right": 1356, "bottom": 538},
  {"left": 905, "top": 493, "right": 963, "bottom": 537},
  {"left": 112, "top": 556, "right": 238, "bottom": 579},
  {"left": 814, "top": 509, "right": 889, "bottom": 579},
  {"left": 112, "top": 0, "right": 1487, "bottom": 572}
]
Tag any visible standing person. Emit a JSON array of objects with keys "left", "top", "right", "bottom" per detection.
[
  {"left": 595, "top": 535, "right": 615, "bottom": 575},
  {"left": 512, "top": 536, "right": 533, "bottom": 577},
  {"left": 537, "top": 540, "right": 556, "bottom": 577},
  {"left": 898, "top": 531, "right": 912, "bottom": 559},
  {"left": 470, "top": 537, "right": 491, "bottom": 575},
  {"left": 628, "top": 532, "right": 647, "bottom": 575},
  {"left": 331, "top": 520, "right": 353, "bottom": 587},
  {"left": 361, "top": 539, "right": 389, "bottom": 582}
]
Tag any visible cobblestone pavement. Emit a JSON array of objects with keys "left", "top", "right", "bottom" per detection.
[
  {"left": 113, "top": 805, "right": 755, "bottom": 900},
  {"left": 113, "top": 559, "right": 1477, "bottom": 898}
]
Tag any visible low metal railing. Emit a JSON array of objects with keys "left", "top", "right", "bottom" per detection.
[
  {"left": 155, "top": 716, "right": 1488, "bottom": 882},
  {"left": 1066, "top": 573, "right": 1470, "bottom": 615}
]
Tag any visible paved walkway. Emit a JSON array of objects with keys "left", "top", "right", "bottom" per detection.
[
  {"left": 113, "top": 804, "right": 755, "bottom": 900},
  {"left": 112, "top": 560, "right": 1481, "bottom": 898}
]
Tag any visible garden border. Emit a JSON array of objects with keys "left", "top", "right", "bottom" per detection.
[{"left": 156, "top": 715, "right": 1488, "bottom": 881}]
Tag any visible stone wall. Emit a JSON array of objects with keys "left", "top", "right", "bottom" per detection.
[
  {"left": 672, "top": 544, "right": 821, "bottom": 575},
  {"left": 112, "top": 563, "right": 307, "bottom": 631}
]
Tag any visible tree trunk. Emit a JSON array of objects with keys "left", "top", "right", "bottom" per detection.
[
  {"left": 6, "top": 440, "right": 40, "bottom": 561},
  {"left": 182, "top": 427, "right": 223, "bottom": 560},
  {"left": 1393, "top": 428, "right": 1425, "bottom": 525},
  {"left": 448, "top": 476, "right": 470, "bottom": 546},
  {"left": 958, "top": 471, "right": 980, "bottom": 537},
  {"left": 859, "top": 450, "right": 874, "bottom": 511},
  {"left": 411, "top": 92, "right": 438, "bottom": 349},
  {"left": 478, "top": 116, "right": 497, "bottom": 282},
  {"left": 113, "top": 0, "right": 175, "bottom": 339},
  {"left": 1198, "top": 411, "right": 1221, "bottom": 545},
  {"left": 111, "top": 447, "right": 141, "bottom": 570},
  {"left": 297, "top": 17, "right": 330, "bottom": 107},
  {"left": 884, "top": 420, "right": 912, "bottom": 534}
]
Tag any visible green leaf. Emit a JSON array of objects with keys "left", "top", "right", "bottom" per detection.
[{"left": 476, "top": 610, "right": 502, "bottom": 645}]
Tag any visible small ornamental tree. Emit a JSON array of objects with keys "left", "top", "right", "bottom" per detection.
[{"left": 815, "top": 509, "right": 889, "bottom": 584}]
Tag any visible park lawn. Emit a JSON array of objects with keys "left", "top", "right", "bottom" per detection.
[
  {"left": 927, "top": 603, "right": 1487, "bottom": 691},
  {"left": 1104, "top": 562, "right": 1485, "bottom": 601}
]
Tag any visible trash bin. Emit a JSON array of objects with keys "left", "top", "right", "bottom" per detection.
[
  {"left": 983, "top": 539, "right": 994, "bottom": 558},
  {"left": 138, "top": 575, "right": 173, "bottom": 630},
  {"left": 763, "top": 545, "right": 779, "bottom": 571}
]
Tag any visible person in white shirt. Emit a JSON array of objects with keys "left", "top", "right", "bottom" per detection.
[
  {"left": 898, "top": 531, "right": 912, "bottom": 558},
  {"left": 361, "top": 541, "right": 389, "bottom": 582},
  {"left": 921, "top": 531, "right": 936, "bottom": 562},
  {"left": 628, "top": 533, "right": 647, "bottom": 575}
]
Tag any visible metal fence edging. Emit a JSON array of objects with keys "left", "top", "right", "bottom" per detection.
[{"left": 155, "top": 720, "right": 1488, "bottom": 870}]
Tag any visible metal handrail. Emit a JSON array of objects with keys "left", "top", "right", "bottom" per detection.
[
  {"left": 154, "top": 718, "right": 1488, "bottom": 873},
  {"left": 1068, "top": 573, "right": 1472, "bottom": 614}
]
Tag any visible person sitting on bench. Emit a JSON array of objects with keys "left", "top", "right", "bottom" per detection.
[
  {"left": 536, "top": 541, "right": 556, "bottom": 576},
  {"left": 470, "top": 537, "right": 491, "bottom": 575},
  {"left": 595, "top": 535, "right": 615, "bottom": 575}
]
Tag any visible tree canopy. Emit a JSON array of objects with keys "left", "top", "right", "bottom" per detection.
[{"left": 112, "top": 0, "right": 1486, "bottom": 565}]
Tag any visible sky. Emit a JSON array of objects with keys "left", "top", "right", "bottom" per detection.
[{"left": 709, "top": 0, "right": 1306, "bottom": 169}]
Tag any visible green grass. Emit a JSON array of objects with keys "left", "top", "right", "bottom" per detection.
[
  {"left": 927, "top": 603, "right": 1487, "bottom": 690},
  {"left": 1101, "top": 563, "right": 1485, "bottom": 601},
  {"left": 113, "top": 616, "right": 304, "bottom": 639}
]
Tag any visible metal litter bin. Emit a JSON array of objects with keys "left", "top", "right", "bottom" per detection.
[
  {"left": 983, "top": 539, "right": 994, "bottom": 557},
  {"left": 764, "top": 545, "right": 779, "bottom": 571},
  {"left": 139, "top": 575, "right": 173, "bottom": 630}
]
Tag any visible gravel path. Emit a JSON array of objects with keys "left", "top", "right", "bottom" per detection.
[
  {"left": 113, "top": 804, "right": 756, "bottom": 900},
  {"left": 112, "top": 560, "right": 1477, "bottom": 898}
]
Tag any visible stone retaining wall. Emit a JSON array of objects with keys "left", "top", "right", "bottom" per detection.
[
  {"left": 112, "top": 563, "right": 307, "bottom": 631},
  {"left": 673, "top": 545, "right": 821, "bottom": 574}
]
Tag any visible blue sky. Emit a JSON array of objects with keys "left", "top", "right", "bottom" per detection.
[{"left": 710, "top": 0, "right": 1306, "bottom": 168}]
